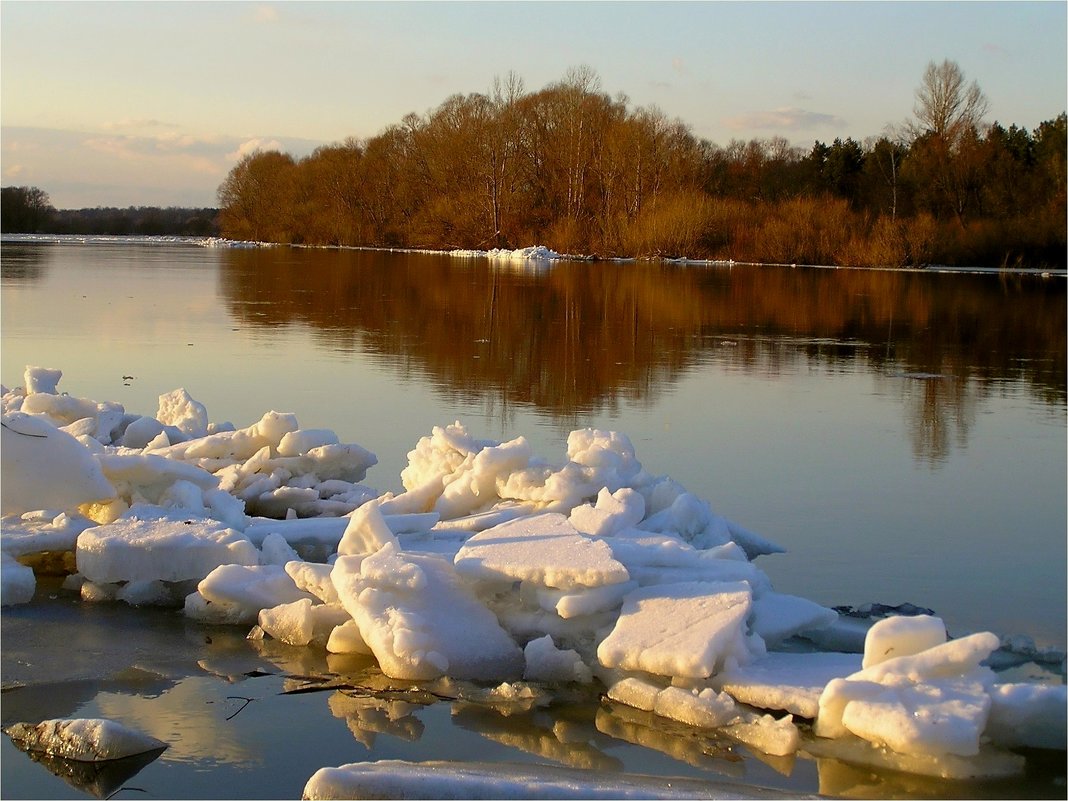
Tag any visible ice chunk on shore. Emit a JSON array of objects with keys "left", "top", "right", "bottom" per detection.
[
  {"left": 333, "top": 544, "right": 524, "bottom": 681},
  {"left": 185, "top": 563, "right": 313, "bottom": 624},
  {"left": 1, "top": 412, "right": 116, "bottom": 515},
  {"left": 77, "top": 512, "right": 258, "bottom": 585},
  {"left": 569, "top": 487, "right": 644, "bottom": 537},
  {"left": 23, "top": 365, "right": 63, "bottom": 395},
  {"left": 985, "top": 682, "right": 1068, "bottom": 750},
  {"left": 862, "top": 613, "right": 946, "bottom": 668},
  {"left": 455, "top": 513, "right": 630, "bottom": 590},
  {"left": 337, "top": 500, "right": 398, "bottom": 556},
  {"left": 816, "top": 616, "right": 1002, "bottom": 757},
  {"left": 0, "top": 510, "right": 97, "bottom": 561},
  {"left": 605, "top": 676, "right": 800, "bottom": 756},
  {"left": 523, "top": 635, "right": 593, "bottom": 684},
  {"left": 156, "top": 388, "right": 208, "bottom": 438},
  {"left": 4, "top": 718, "right": 166, "bottom": 762},
  {"left": 1, "top": 551, "right": 36, "bottom": 605},
  {"left": 258, "top": 598, "right": 351, "bottom": 647},
  {"left": 285, "top": 560, "right": 339, "bottom": 604},
  {"left": 597, "top": 581, "right": 754, "bottom": 678},
  {"left": 711, "top": 650, "right": 862, "bottom": 719},
  {"left": 749, "top": 591, "right": 838, "bottom": 646},
  {"left": 402, "top": 423, "right": 653, "bottom": 519},
  {"left": 532, "top": 579, "right": 638, "bottom": 619}
]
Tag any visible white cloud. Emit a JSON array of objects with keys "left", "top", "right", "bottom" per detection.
[
  {"left": 83, "top": 132, "right": 225, "bottom": 159},
  {"left": 1, "top": 126, "right": 324, "bottom": 207},
  {"left": 724, "top": 107, "right": 847, "bottom": 132},
  {"left": 103, "top": 118, "right": 180, "bottom": 132},
  {"left": 227, "top": 138, "right": 284, "bottom": 161}
]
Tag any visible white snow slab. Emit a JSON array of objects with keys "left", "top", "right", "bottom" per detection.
[
  {"left": 0, "top": 511, "right": 97, "bottom": 558},
  {"left": 748, "top": 592, "right": 838, "bottom": 646},
  {"left": 76, "top": 513, "right": 258, "bottom": 585},
  {"left": 156, "top": 388, "right": 208, "bottom": 438},
  {"left": 815, "top": 622, "right": 1003, "bottom": 758},
  {"left": 24, "top": 366, "right": 63, "bottom": 395},
  {"left": 428, "top": 505, "right": 531, "bottom": 534},
  {"left": 985, "top": 682, "right": 1068, "bottom": 750},
  {"left": 187, "top": 563, "right": 313, "bottom": 624},
  {"left": 303, "top": 759, "right": 809, "bottom": 800},
  {"left": 4, "top": 718, "right": 166, "bottom": 761},
  {"left": 258, "top": 598, "right": 351, "bottom": 648},
  {"left": 244, "top": 513, "right": 439, "bottom": 557},
  {"left": 522, "top": 635, "right": 593, "bottom": 684},
  {"left": 153, "top": 410, "right": 298, "bottom": 461},
  {"left": 653, "top": 685, "right": 739, "bottom": 729},
  {"left": 597, "top": 581, "right": 753, "bottom": 678},
  {"left": 433, "top": 436, "right": 534, "bottom": 519},
  {"left": 638, "top": 491, "right": 729, "bottom": 549},
  {"left": 332, "top": 544, "right": 524, "bottom": 681},
  {"left": 606, "top": 534, "right": 772, "bottom": 595},
  {"left": 1, "top": 412, "right": 116, "bottom": 515},
  {"left": 285, "top": 560, "right": 339, "bottom": 604},
  {"left": 838, "top": 676, "right": 993, "bottom": 757},
  {"left": 723, "top": 519, "right": 785, "bottom": 560},
  {"left": 604, "top": 674, "right": 799, "bottom": 757},
  {"left": 568, "top": 487, "right": 645, "bottom": 537},
  {"left": 851, "top": 630, "right": 1001, "bottom": 685},
  {"left": 96, "top": 453, "right": 218, "bottom": 489},
  {"left": 603, "top": 530, "right": 707, "bottom": 567},
  {"left": 532, "top": 579, "right": 638, "bottom": 619},
  {"left": 711, "top": 651, "right": 862, "bottom": 719},
  {"left": 454, "top": 513, "right": 630, "bottom": 590},
  {"left": 337, "top": 500, "right": 398, "bottom": 556},
  {"left": 277, "top": 428, "right": 339, "bottom": 456},
  {"left": 862, "top": 613, "right": 947, "bottom": 669},
  {"left": 1, "top": 551, "right": 36, "bottom": 605}
]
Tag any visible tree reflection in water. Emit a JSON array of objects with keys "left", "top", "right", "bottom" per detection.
[{"left": 219, "top": 248, "right": 1065, "bottom": 465}]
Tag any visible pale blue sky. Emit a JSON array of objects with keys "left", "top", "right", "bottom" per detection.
[{"left": 2, "top": 1, "right": 1065, "bottom": 208}]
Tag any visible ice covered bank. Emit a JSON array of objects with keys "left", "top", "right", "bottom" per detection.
[
  {"left": 2, "top": 366, "right": 1064, "bottom": 787},
  {"left": 449, "top": 245, "right": 564, "bottom": 261}
]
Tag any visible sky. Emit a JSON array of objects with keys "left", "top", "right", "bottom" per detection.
[{"left": 1, "top": 1, "right": 1065, "bottom": 209}]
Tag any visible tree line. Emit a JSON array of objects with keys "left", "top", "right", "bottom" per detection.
[
  {"left": 0, "top": 187, "right": 219, "bottom": 237},
  {"left": 217, "top": 62, "right": 1066, "bottom": 269}
]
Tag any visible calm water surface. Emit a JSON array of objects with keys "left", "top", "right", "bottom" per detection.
[{"left": 2, "top": 239, "right": 1065, "bottom": 798}]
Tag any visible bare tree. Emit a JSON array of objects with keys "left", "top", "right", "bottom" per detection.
[
  {"left": 906, "top": 60, "right": 989, "bottom": 227},
  {"left": 911, "top": 59, "right": 988, "bottom": 147}
]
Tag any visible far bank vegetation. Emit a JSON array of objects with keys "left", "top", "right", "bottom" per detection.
[{"left": 219, "top": 62, "right": 1065, "bottom": 269}]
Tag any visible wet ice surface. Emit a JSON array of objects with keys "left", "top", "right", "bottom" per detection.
[{"left": 2, "top": 368, "right": 1065, "bottom": 799}]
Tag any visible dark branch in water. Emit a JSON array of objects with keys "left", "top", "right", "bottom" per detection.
[{"left": 223, "top": 696, "right": 255, "bottom": 721}]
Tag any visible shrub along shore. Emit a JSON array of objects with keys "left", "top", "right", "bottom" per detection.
[{"left": 215, "top": 66, "right": 1065, "bottom": 270}]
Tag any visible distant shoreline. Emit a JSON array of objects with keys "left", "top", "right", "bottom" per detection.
[{"left": 4, "top": 233, "right": 1066, "bottom": 278}]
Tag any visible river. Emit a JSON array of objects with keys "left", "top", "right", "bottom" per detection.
[{"left": 2, "top": 238, "right": 1065, "bottom": 798}]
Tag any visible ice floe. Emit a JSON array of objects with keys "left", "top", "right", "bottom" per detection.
[
  {"left": 4, "top": 718, "right": 166, "bottom": 762},
  {"left": 2, "top": 365, "right": 1064, "bottom": 785}
]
